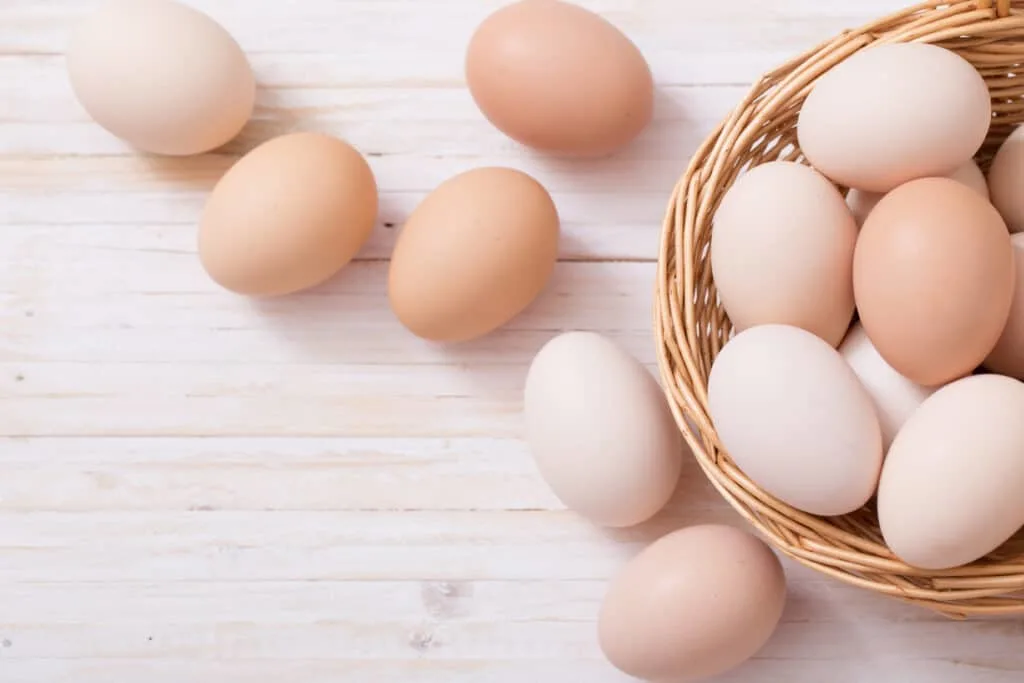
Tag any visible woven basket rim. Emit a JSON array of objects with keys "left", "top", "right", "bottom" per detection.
[{"left": 654, "top": 0, "right": 1024, "bottom": 619}]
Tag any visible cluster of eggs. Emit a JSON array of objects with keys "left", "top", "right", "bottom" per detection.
[
  {"left": 708, "top": 42, "right": 1024, "bottom": 572},
  {"left": 64, "top": 1, "right": 789, "bottom": 681}
]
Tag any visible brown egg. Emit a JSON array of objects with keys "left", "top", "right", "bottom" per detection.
[
  {"left": 854, "top": 177, "right": 1014, "bottom": 386},
  {"left": 199, "top": 132, "right": 378, "bottom": 297},
  {"left": 984, "top": 234, "right": 1024, "bottom": 379},
  {"left": 388, "top": 168, "right": 559, "bottom": 342},
  {"left": 466, "top": 0, "right": 654, "bottom": 158},
  {"left": 599, "top": 525, "right": 786, "bottom": 682}
]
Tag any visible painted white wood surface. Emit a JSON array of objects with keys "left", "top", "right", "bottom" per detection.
[{"left": 1, "top": 1, "right": 1022, "bottom": 681}]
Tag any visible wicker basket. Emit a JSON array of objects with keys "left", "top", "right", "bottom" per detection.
[{"left": 654, "top": 0, "right": 1024, "bottom": 619}]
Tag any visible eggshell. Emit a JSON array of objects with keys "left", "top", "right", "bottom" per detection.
[
  {"left": 708, "top": 324, "right": 883, "bottom": 516},
  {"left": 199, "top": 133, "right": 378, "bottom": 297},
  {"left": 66, "top": 0, "right": 255, "bottom": 156},
  {"left": 878, "top": 374, "right": 1024, "bottom": 570},
  {"left": 389, "top": 168, "right": 559, "bottom": 343},
  {"left": 984, "top": 234, "right": 1024, "bottom": 379},
  {"left": 854, "top": 177, "right": 1014, "bottom": 386},
  {"left": 839, "top": 323, "right": 936, "bottom": 451},
  {"left": 711, "top": 161, "right": 857, "bottom": 347},
  {"left": 466, "top": 0, "right": 654, "bottom": 157},
  {"left": 846, "top": 160, "right": 989, "bottom": 227},
  {"left": 989, "top": 125, "right": 1024, "bottom": 233},
  {"left": 598, "top": 525, "right": 786, "bottom": 682},
  {"left": 523, "top": 332, "right": 683, "bottom": 527},
  {"left": 798, "top": 43, "right": 991, "bottom": 193}
]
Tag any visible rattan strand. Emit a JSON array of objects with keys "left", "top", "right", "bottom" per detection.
[{"left": 654, "top": 0, "right": 1024, "bottom": 618}]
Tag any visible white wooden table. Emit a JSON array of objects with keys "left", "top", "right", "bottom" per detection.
[{"left": 1, "top": 1, "right": 1022, "bottom": 681}]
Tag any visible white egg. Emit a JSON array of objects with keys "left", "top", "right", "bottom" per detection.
[
  {"left": 708, "top": 324, "right": 883, "bottom": 516},
  {"left": 523, "top": 332, "right": 685, "bottom": 528},
  {"left": 839, "top": 322, "right": 937, "bottom": 451}
]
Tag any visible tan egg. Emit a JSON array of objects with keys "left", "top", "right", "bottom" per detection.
[
  {"left": 388, "top": 168, "right": 559, "bottom": 343},
  {"left": 199, "top": 133, "right": 378, "bottom": 297},
  {"left": 839, "top": 323, "right": 937, "bottom": 452},
  {"left": 798, "top": 43, "right": 990, "bottom": 192},
  {"left": 599, "top": 525, "right": 786, "bottom": 682},
  {"left": 846, "top": 160, "right": 988, "bottom": 227},
  {"left": 66, "top": 0, "right": 255, "bottom": 156},
  {"left": 879, "top": 374, "right": 1024, "bottom": 570},
  {"left": 466, "top": 0, "right": 654, "bottom": 157},
  {"left": 711, "top": 161, "right": 858, "bottom": 347},
  {"left": 708, "top": 324, "right": 883, "bottom": 516},
  {"left": 989, "top": 125, "right": 1024, "bottom": 233},
  {"left": 984, "top": 234, "right": 1024, "bottom": 379},
  {"left": 854, "top": 177, "right": 1014, "bottom": 386},
  {"left": 524, "top": 332, "right": 684, "bottom": 528}
]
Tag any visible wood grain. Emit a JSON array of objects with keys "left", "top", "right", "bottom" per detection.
[{"left": 2, "top": 0, "right": 1022, "bottom": 681}]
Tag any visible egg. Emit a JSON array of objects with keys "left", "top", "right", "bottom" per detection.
[
  {"left": 854, "top": 177, "right": 1014, "bottom": 387},
  {"left": 984, "top": 234, "right": 1024, "bottom": 379},
  {"left": 988, "top": 125, "right": 1024, "bottom": 233},
  {"left": 466, "top": 0, "right": 654, "bottom": 157},
  {"left": 598, "top": 525, "right": 786, "bottom": 682},
  {"left": 389, "top": 167, "right": 559, "bottom": 343},
  {"left": 845, "top": 160, "right": 989, "bottom": 227},
  {"left": 711, "top": 161, "right": 858, "bottom": 347},
  {"left": 878, "top": 374, "right": 1024, "bottom": 570},
  {"left": 708, "top": 324, "right": 883, "bottom": 516},
  {"left": 839, "top": 323, "right": 937, "bottom": 451},
  {"left": 523, "top": 332, "right": 684, "bottom": 528},
  {"left": 66, "top": 0, "right": 255, "bottom": 156},
  {"left": 798, "top": 43, "right": 991, "bottom": 193},
  {"left": 199, "top": 132, "right": 378, "bottom": 297}
]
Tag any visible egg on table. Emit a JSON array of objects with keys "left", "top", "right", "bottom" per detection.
[
  {"left": 599, "top": 525, "right": 786, "bottom": 682},
  {"left": 711, "top": 161, "right": 858, "bottom": 347},
  {"left": 853, "top": 177, "right": 1015, "bottom": 387},
  {"left": 389, "top": 167, "right": 559, "bottom": 343},
  {"left": 708, "top": 324, "right": 883, "bottom": 516},
  {"left": 466, "top": 0, "right": 654, "bottom": 157},
  {"left": 798, "top": 42, "right": 991, "bottom": 193},
  {"left": 523, "top": 332, "right": 684, "bottom": 528},
  {"left": 878, "top": 374, "right": 1024, "bottom": 570},
  {"left": 66, "top": 0, "right": 255, "bottom": 156},
  {"left": 199, "top": 132, "right": 379, "bottom": 297}
]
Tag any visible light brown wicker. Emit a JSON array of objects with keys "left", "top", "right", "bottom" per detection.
[{"left": 654, "top": 0, "right": 1024, "bottom": 619}]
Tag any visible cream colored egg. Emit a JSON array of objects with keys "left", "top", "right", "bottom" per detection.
[
  {"left": 711, "top": 161, "right": 858, "bottom": 347},
  {"left": 839, "top": 323, "right": 937, "bottom": 451},
  {"left": 66, "top": 0, "right": 255, "bottom": 156},
  {"left": 878, "top": 374, "right": 1024, "bottom": 570},
  {"left": 846, "top": 160, "right": 989, "bottom": 227},
  {"left": 524, "top": 332, "right": 684, "bottom": 528},
  {"left": 798, "top": 43, "right": 990, "bottom": 193},
  {"left": 989, "top": 125, "right": 1024, "bottom": 233},
  {"left": 708, "top": 324, "right": 883, "bottom": 516},
  {"left": 599, "top": 525, "right": 786, "bottom": 682}
]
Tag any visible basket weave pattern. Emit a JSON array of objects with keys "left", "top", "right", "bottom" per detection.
[{"left": 655, "top": 0, "right": 1024, "bottom": 618}]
